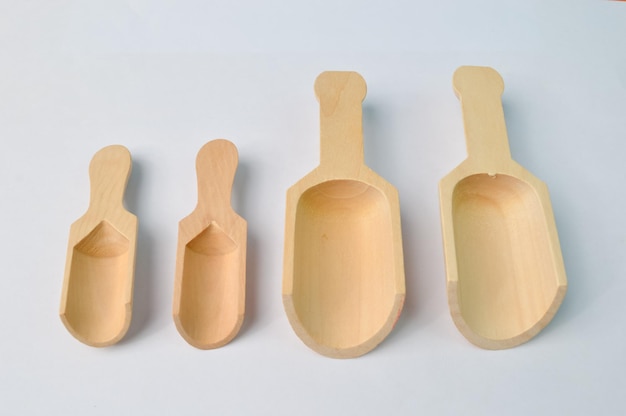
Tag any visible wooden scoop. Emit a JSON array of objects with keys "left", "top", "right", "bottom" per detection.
[
  {"left": 173, "top": 139, "right": 247, "bottom": 349},
  {"left": 439, "top": 66, "right": 567, "bottom": 349},
  {"left": 60, "top": 145, "right": 137, "bottom": 347},
  {"left": 283, "top": 71, "right": 405, "bottom": 358}
]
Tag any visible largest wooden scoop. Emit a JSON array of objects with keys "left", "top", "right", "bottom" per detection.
[
  {"left": 60, "top": 145, "right": 137, "bottom": 347},
  {"left": 439, "top": 66, "right": 567, "bottom": 349},
  {"left": 283, "top": 71, "right": 405, "bottom": 358}
]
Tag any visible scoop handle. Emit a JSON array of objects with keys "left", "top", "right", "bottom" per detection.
[
  {"left": 314, "top": 71, "right": 367, "bottom": 176},
  {"left": 88, "top": 145, "right": 132, "bottom": 214},
  {"left": 195, "top": 139, "right": 238, "bottom": 219},
  {"left": 453, "top": 66, "right": 511, "bottom": 165}
]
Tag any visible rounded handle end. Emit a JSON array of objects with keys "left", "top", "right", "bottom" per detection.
[
  {"left": 89, "top": 145, "right": 131, "bottom": 176},
  {"left": 195, "top": 139, "right": 239, "bottom": 212},
  {"left": 452, "top": 66, "right": 511, "bottom": 163},
  {"left": 87, "top": 145, "right": 132, "bottom": 209},
  {"left": 453, "top": 66, "right": 504, "bottom": 99},
  {"left": 196, "top": 139, "right": 238, "bottom": 172},
  {"left": 314, "top": 71, "right": 367, "bottom": 104}
]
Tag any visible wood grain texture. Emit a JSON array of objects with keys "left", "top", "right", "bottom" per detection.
[
  {"left": 439, "top": 66, "right": 567, "bottom": 349},
  {"left": 173, "top": 139, "right": 247, "bottom": 349},
  {"left": 283, "top": 71, "right": 405, "bottom": 358},
  {"left": 60, "top": 145, "right": 137, "bottom": 347}
]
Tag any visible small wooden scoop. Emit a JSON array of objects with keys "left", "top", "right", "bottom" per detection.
[
  {"left": 283, "top": 71, "right": 405, "bottom": 358},
  {"left": 439, "top": 66, "right": 567, "bottom": 349},
  {"left": 173, "top": 139, "right": 247, "bottom": 349},
  {"left": 60, "top": 145, "right": 137, "bottom": 347}
]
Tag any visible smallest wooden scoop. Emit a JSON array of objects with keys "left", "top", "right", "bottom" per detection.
[
  {"left": 173, "top": 139, "right": 247, "bottom": 349},
  {"left": 60, "top": 145, "right": 137, "bottom": 347},
  {"left": 439, "top": 66, "right": 567, "bottom": 349}
]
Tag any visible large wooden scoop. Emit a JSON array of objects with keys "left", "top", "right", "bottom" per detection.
[
  {"left": 173, "top": 139, "right": 247, "bottom": 349},
  {"left": 439, "top": 66, "right": 567, "bottom": 349},
  {"left": 283, "top": 71, "right": 405, "bottom": 358},
  {"left": 60, "top": 145, "right": 137, "bottom": 347}
]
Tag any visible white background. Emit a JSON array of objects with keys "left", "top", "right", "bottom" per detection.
[{"left": 1, "top": 1, "right": 625, "bottom": 414}]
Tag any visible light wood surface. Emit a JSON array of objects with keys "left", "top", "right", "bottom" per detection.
[
  {"left": 439, "top": 66, "right": 567, "bottom": 349},
  {"left": 283, "top": 71, "right": 405, "bottom": 358},
  {"left": 173, "top": 139, "right": 247, "bottom": 349},
  {"left": 60, "top": 145, "right": 138, "bottom": 347}
]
